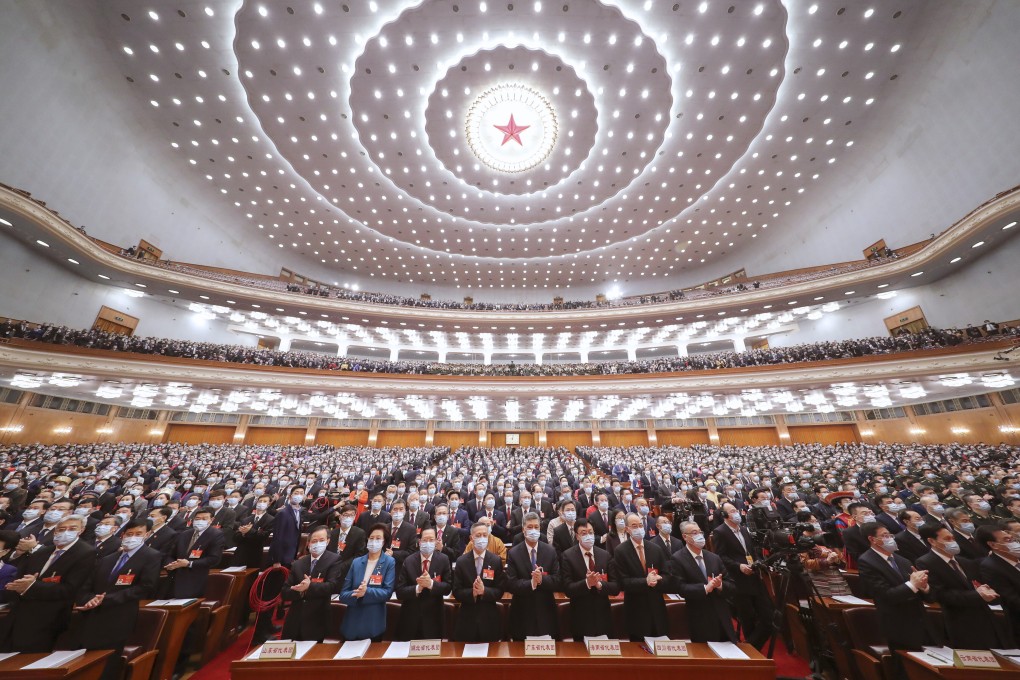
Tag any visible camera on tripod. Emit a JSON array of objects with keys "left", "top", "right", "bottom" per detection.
[{"left": 747, "top": 506, "right": 819, "bottom": 555}]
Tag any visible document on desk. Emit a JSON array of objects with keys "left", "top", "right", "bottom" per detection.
[
  {"left": 830, "top": 595, "right": 871, "bottom": 605},
  {"left": 244, "top": 640, "right": 316, "bottom": 661},
  {"left": 991, "top": 649, "right": 1020, "bottom": 667},
  {"left": 707, "top": 642, "right": 750, "bottom": 660},
  {"left": 22, "top": 650, "right": 86, "bottom": 669},
  {"left": 335, "top": 640, "right": 372, "bottom": 659},
  {"left": 220, "top": 566, "right": 246, "bottom": 573},
  {"left": 462, "top": 643, "right": 489, "bottom": 658},
  {"left": 382, "top": 642, "right": 410, "bottom": 659},
  {"left": 0, "top": 652, "right": 18, "bottom": 662},
  {"left": 906, "top": 647, "right": 953, "bottom": 667},
  {"left": 643, "top": 636, "right": 670, "bottom": 649},
  {"left": 146, "top": 600, "right": 170, "bottom": 607},
  {"left": 165, "top": 598, "right": 198, "bottom": 606},
  {"left": 666, "top": 594, "right": 685, "bottom": 601}
]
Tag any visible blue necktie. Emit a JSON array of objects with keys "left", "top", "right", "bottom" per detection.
[
  {"left": 530, "top": 548, "right": 537, "bottom": 570},
  {"left": 110, "top": 552, "right": 130, "bottom": 583}
]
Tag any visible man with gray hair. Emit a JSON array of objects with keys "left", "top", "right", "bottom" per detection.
[
  {"left": 670, "top": 520, "right": 738, "bottom": 643},
  {"left": 0, "top": 514, "right": 97, "bottom": 652},
  {"left": 505, "top": 511, "right": 560, "bottom": 639}
]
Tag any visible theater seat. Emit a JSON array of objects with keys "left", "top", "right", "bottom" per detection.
[
  {"left": 610, "top": 602, "right": 626, "bottom": 640},
  {"left": 842, "top": 606, "right": 892, "bottom": 680},
  {"left": 442, "top": 601, "right": 458, "bottom": 641},
  {"left": 199, "top": 574, "right": 234, "bottom": 663},
  {"left": 383, "top": 601, "right": 402, "bottom": 640},
  {"left": 123, "top": 607, "right": 168, "bottom": 680},
  {"left": 665, "top": 601, "right": 690, "bottom": 640},
  {"left": 843, "top": 571, "right": 866, "bottom": 599},
  {"left": 556, "top": 601, "right": 571, "bottom": 641},
  {"left": 329, "top": 602, "right": 347, "bottom": 640}
]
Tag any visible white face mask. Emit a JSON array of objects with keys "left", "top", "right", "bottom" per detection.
[
  {"left": 392, "top": 512, "right": 405, "bottom": 523},
  {"left": 419, "top": 541, "right": 436, "bottom": 557},
  {"left": 53, "top": 530, "right": 79, "bottom": 547},
  {"left": 525, "top": 528, "right": 542, "bottom": 543},
  {"left": 121, "top": 536, "right": 144, "bottom": 551},
  {"left": 256, "top": 502, "right": 269, "bottom": 512},
  {"left": 579, "top": 534, "right": 596, "bottom": 549},
  {"left": 367, "top": 538, "right": 384, "bottom": 554},
  {"left": 340, "top": 516, "right": 354, "bottom": 529},
  {"left": 209, "top": 499, "right": 223, "bottom": 509},
  {"left": 95, "top": 524, "right": 114, "bottom": 537},
  {"left": 308, "top": 540, "right": 327, "bottom": 557},
  {"left": 435, "top": 514, "right": 448, "bottom": 526},
  {"left": 629, "top": 528, "right": 645, "bottom": 541},
  {"left": 192, "top": 519, "right": 210, "bottom": 532},
  {"left": 473, "top": 536, "right": 489, "bottom": 552}
]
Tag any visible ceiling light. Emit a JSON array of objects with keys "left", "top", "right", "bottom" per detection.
[
  {"left": 35, "top": 240, "right": 49, "bottom": 247},
  {"left": 67, "top": 258, "right": 79, "bottom": 265},
  {"left": 1004, "top": 221, "right": 1017, "bottom": 230}
]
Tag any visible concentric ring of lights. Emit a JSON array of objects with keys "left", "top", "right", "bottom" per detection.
[{"left": 464, "top": 84, "right": 558, "bottom": 174}]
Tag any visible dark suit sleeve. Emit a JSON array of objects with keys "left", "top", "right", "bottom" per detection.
[
  {"left": 452, "top": 558, "right": 475, "bottom": 604},
  {"left": 981, "top": 558, "right": 1020, "bottom": 613},
  {"left": 610, "top": 549, "right": 650, "bottom": 593},
  {"left": 479, "top": 558, "right": 505, "bottom": 602},
  {"left": 267, "top": 512, "right": 288, "bottom": 563},
  {"left": 432, "top": 557, "right": 453, "bottom": 598},
  {"left": 858, "top": 555, "right": 929, "bottom": 606},
  {"left": 191, "top": 531, "right": 225, "bottom": 569},
  {"left": 505, "top": 551, "right": 533, "bottom": 594},
  {"left": 927, "top": 558, "right": 991, "bottom": 608},
  {"left": 307, "top": 557, "right": 342, "bottom": 599},
  {"left": 280, "top": 561, "right": 305, "bottom": 602},
  {"left": 395, "top": 558, "right": 417, "bottom": 601},
  {"left": 23, "top": 549, "right": 96, "bottom": 602},
  {"left": 101, "top": 550, "right": 161, "bottom": 606}
]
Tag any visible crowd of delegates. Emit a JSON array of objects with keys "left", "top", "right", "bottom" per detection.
[
  {"left": 0, "top": 439, "right": 1020, "bottom": 673},
  {"left": 4, "top": 319, "right": 1008, "bottom": 379}
]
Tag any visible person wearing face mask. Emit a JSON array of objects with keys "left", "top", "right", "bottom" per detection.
[
  {"left": 610, "top": 512, "right": 669, "bottom": 640},
  {"left": 671, "top": 521, "right": 738, "bottom": 643},
  {"left": 339, "top": 525, "right": 396, "bottom": 642},
  {"left": 14, "top": 499, "right": 48, "bottom": 542},
  {"left": 1, "top": 477, "right": 27, "bottom": 516},
  {"left": 944, "top": 507, "right": 989, "bottom": 560},
  {"left": 280, "top": 526, "right": 342, "bottom": 643},
  {"left": 605, "top": 508, "right": 630, "bottom": 555},
  {"left": 1, "top": 515, "right": 96, "bottom": 653},
  {"left": 145, "top": 506, "right": 178, "bottom": 562},
  {"left": 587, "top": 492, "right": 613, "bottom": 543},
  {"left": 445, "top": 491, "right": 471, "bottom": 542},
  {"left": 894, "top": 509, "right": 931, "bottom": 565},
  {"left": 917, "top": 524, "right": 1011, "bottom": 649},
  {"left": 269, "top": 486, "right": 328, "bottom": 568},
  {"left": 233, "top": 494, "right": 274, "bottom": 569},
  {"left": 875, "top": 494, "right": 906, "bottom": 535},
  {"left": 165, "top": 507, "right": 225, "bottom": 598},
  {"left": 651, "top": 515, "right": 682, "bottom": 555},
  {"left": 616, "top": 489, "right": 636, "bottom": 515},
  {"left": 840, "top": 503, "right": 878, "bottom": 569},
  {"left": 395, "top": 527, "right": 453, "bottom": 641},
  {"left": 328, "top": 504, "right": 368, "bottom": 578},
  {"left": 356, "top": 493, "right": 392, "bottom": 533},
  {"left": 429, "top": 502, "right": 462, "bottom": 564},
  {"left": 711, "top": 501, "right": 775, "bottom": 649},
  {"left": 452, "top": 522, "right": 505, "bottom": 642},
  {"left": 385, "top": 499, "right": 418, "bottom": 569},
  {"left": 977, "top": 524, "right": 1020, "bottom": 645},
  {"left": 206, "top": 490, "right": 237, "bottom": 538},
  {"left": 560, "top": 518, "right": 619, "bottom": 640},
  {"left": 551, "top": 499, "right": 580, "bottom": 554},
  {"left": 0, "top": 531, "right": 19, "bottom": 598},
  {"left": 964, "top": 493, "right": 999, "bottom": 528},
  {"left": 71, "top": 519, "right": 161, "bottom": 680},
  {"left": 93, "top": 516, "right": 123, "bottom": 559},
  {"left": 855, "top": 522, "right": 938, "bottom": 661},
  {"left": 505, "top": 513, "right": 560, "bottom": 640}
]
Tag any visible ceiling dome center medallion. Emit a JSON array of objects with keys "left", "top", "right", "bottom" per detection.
[{"left": 465, "top": 84, "right": 558, "bottom": 174}]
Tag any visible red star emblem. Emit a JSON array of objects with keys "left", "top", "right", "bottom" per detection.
[{"left": 493, "top": 114, "right": 530, "bottom": 146}]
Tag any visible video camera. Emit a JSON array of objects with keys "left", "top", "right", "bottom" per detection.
[{"left": 747, "top": 506, "right": 819, "bottom": 554}]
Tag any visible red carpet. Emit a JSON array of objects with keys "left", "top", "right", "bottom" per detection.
[{"left": 191, "top": 627, "right": 811, "bottom": 680}]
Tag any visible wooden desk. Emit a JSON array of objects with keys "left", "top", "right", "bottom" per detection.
[
  {"left": 141, "top": 600, "right": 202, "bottom": 680},
  {"left": 0, "top": 651, "right": 113, "bottom": 680},
  {"left": 899, "top": 651, "right": 1020, "bottom": 680},
  {"left": 232, "top": 641, "right": 774, "bottom": 680}
]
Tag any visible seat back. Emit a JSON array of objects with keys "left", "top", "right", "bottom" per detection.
[
  {"left": 556, "top": 601, "right": 571, "bottom": 641},
  {"left": 383, "top": 601, "right": 402, "bottom": 641},
  {"left": 329, "top": 602, "right": 347, "bottom": 640},
  {"left": 665, "top": 601, "right": 690, "bottom": 640},
  {"left": 442, "top": 601, "right": 458, "bottom": 642},
  {"left": 203, "top": 573, "right": 234, "bottom": 608},
  {"left": 842, "top": 606, "right": 884, "bottom": 649},
  {"left": 127, "top": 607, "right": 169, "bottom": 650},
  {"left": 843, "top": 571, "right": 866, "bottom": 599},
  {"left": 610, "top": 601, "right": 626, "bottom": 640}
]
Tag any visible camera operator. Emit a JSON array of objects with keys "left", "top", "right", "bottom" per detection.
[
  {"left": 794, "top": 511, "right": 845, "bottom": 573},
  {"left": 711, "top": 499, "right": 776, "bottom": 649}
]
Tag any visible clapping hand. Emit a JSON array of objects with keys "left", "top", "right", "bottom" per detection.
[
  {"left": 472, "top": 575, "right": 485, "bottom": 597},
  {"left": 77, "top": 593, "right": 105, "bottom": 610},
  {"left": 705, "top": 574, "right": 723, "bottom": 593},
  {"left": 354, "top": 581, "right": 368, "bottom": 598},
  {"left": 977, "top": 583, "right": 999, "bottom": 602},
  {"left": 416, "top": 572, "right": 433, "bottom": 590},
  {"left": 646, "top": 570, "right": 662, "bottom": 587},
  {"left": 585, "top": 570, "right": 601, "bottom": 589},
  {"left": 291, "top": 575, "right": 311, "bottom": 593},
  {"left": 531, "top": 566, "right": 543, "bottom": 588},
  {"left": 5, "top": 573, "right": 37, "bottom": 594}
]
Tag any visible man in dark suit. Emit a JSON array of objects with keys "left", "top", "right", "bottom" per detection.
[
  {"left": 269, "top": 487, "right": 312, "bottom": 567},
  {"left": 977, "top": 524, "right": 1020, "bottom": 646},
  {"left": 506, "top": 513, "right": 561, "bottom": 639},
  {"left": 395, "top": 528, "right": 453, "bottom": 640},
  {"left": 857, "top": 521, "right": 939, "bottom": 653},
  {"left": 476, "top": 493, "right": 509, "bottom": 541},
  {"left": 356, "top": 494, "right": 391, "bottom": 532},
  {"left": 712, "top": 502, "right": 776, "bottom": 648},
  {"left": 145, "top": 506, "right": 178, "bottom": 562},
  {"left": 166, "top": 507, "right": 225, "bottom": 598},
  {"left": 453, "top": 522, "right": 505, "bottom": 642},
  {"left": 551, "top": 500, "right": 579, "bottom": 554},
  {"left": 588, "top": 493, "right": 613, "bottom": 544},
  {"left": 561, "top": 519, "right": 619, "bottom": 640},
  {"left": 328, "top": 504, "right": 368, "bottom": 578},
  {"left": 232, "top": 496, "right": 273, "bottom": 568},
  {"left": 894, "top": 510, "right": 930, "bottom": 565},
  {"left": 13, "top": 499, "right": 47, "bottom": 538},
  {"left": 432, "top": 503, "right": 462, "bottom": 564},
  {"left": 917, "top": 524, "right": 1011, "bottom": 648},
  {"left": 610, "top": 512, "right": 669, "bottom": 640},
  {"left": 280, "top": 526, "right": 342, "bottom": 642},
  {"left": 945, "top": 508, "right": 988, "bottom": 560},
  {"left": 840, "top": 504, "right": 876, "bottom": 567},
  {"left": 207, "top": 490, "right": 237, "bottom": 546},
  {"left": 652, "top": 515, "right": 683, "bottom": 555},
  {"left": 404, "top": 493, "right": 430, "bottom": 537},
  {"left": 0, "top": 515, "right": 97, "bottom": 652},
  {"left": 875, "top": 495, "right": 906, "bottom": 535},
  {"left": 73, "top": 519, "right": 161, "bottom": 680},
  {"left": 386, "top": 500, "right": 418, "bottom": 570},
  {"left": 671, "top": 521, "right": 738, "bottom": 643}
]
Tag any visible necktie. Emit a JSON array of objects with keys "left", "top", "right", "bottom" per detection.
[
  {"left": 696, "top": 554, "right": 707, "bottom": 577},
  {"left": 110, "top": 551, "right": 130, "bottom": 582},
  {"left": 602, "top": 513, "right": 608, "bottom": 528},
  {"left": 663, "top": 539, "right": 670, "bottom": 552},
  {"left": 475, "top": 554, "right": 483, "bottom": 577},
  {"left": 887, "top": 556, "right": 901, "bottom": 577},
  {"left": 437, "top": 527, "right": 443, "bottom": 543},
  {"left": 41, "top": 549, "right": 65, "bottom": 575},
  {"left": 422, "top": 558, "right": 430, "bottom": 576},
  {"left": 530, "top": 548, "right": 538, "bottom": 570},
  {"left": 310, "top": 558, "right": 318, "bottom": 575},
  {"left": 187, "top": 530, "right": 199, "bottom": 551},
  {"left": 586, "top": 552, "right": 596, "bottom": 572},
  {"left": 948, "top": 559, "right": 972, "bottom": 587},
  {"left": 636, "top": 542, "right": 646, "bottom": 570}
]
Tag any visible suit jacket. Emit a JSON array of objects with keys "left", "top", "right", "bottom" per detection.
[
  {"left": 210, "top": 507, "right": 237, "bottom": 546},
  {"left": 857, "top": 548, "right": 939, "bottom": 650},
  {"left": 652, "top": 534, "right": 683, "bottom": 556},
  {"left": 395, "top": 551, "right": 453, "bottom": 640},
  {"left": 404, "top": 509, "right": 430, "bottom": 537},
  {"left": 950, "top": 529, "right": 988, "bottom": 560},
  {"left": 917, "top": 551, "right": 1011, "bottom": 648},
  {"left": 841, "top": 525, "right": 870, "bottom": 565},
  {"left": 0, "top": 540, "right": 97, "bottom": 652},
  {"left": 144, "top": 525, "right": 178, "bottom": 564},
  {"left": 561, "top": 544, "right": 619, "bottom": 640},
  {"left": 281, "top": 551, "right": 342, "bottom": 642},
  {"left": 476, "top": 509, "right": 508, "bottom": 540},
  {"left": 980, "top": 553, "right": 1020, "bottom": 645},
  {"left": 74, "top": 546, "right": 162, "bottom": 650},
  {"left": 327, "top": 525, "right": 368, "bottom": 579},
  {"left": 670, "top": 548, "right": 738, "bottom": 642},
  {"left": 505, "top": 541, "right": 561, "bottom": 639},
  {"left": 453, "top": 550, "right": 506, "bottom": 642},
  {"left": 877, "top": 512, "right": 904, "bottom": 535},
  {"left": 894, "top": 530, "right": 929, "bottom": 565},
  {"left": 434, "top": 523, "right": 462, "bottom": 564},
  {"left": 170, "top": 527, "right": 225, "bottom": 598},
  {"left": 386, "top": 522, "right": 419, "bottom": 569},
  {"left": 552, "top": 522, "right": 577, "bottom": 554},
  {"left": 339, "top": 553, "right": 396, "bottom": 641},
  {"left": 711, "top": 523, "right": 766, "bottom": 595},
  {"left": 269, "top": 505, "right": 304, "bottom": 566},
  {"left": 356, "top": 510, "right": 391, "bottom": 533},
  {"left": 588, "top": 509, "right": 612, "bottom": 539},
  {"left": 232, "top": 512, "right": 273, "bottom": 568},
  {"left": 609, "top": 539, "right": 669, "bottom": 639},
  {"left": 14, "top": 517, "right": 43, "bottom": 538}
]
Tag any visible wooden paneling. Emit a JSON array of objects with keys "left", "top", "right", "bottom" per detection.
[
  {"left": 166, "top": 424, "right": 235, "bottom": 445},
  {"left": 599, "top": 430, "right": 649, "bottom": 447},
  {"left": 315, "top": 429, "right": 370, "bottom": 447},
  {"left": 487, "top": 432, "right": 537, "bottom": 447},
  {"left": 717, "top": 427, "right": 780, "bottom": 447},
  {"left": 376, "top": 430, "right": 427, "bottom": 448},
  {"left": 655, "top": 429, "right": 711, "bottom": 447},
  {"left": 434, "top": 430, "right": 480, "bottom": 449},
  {"left": 788, "top": 424, "right": 860, "bottom": 445},
  {"left": 244, "top": 427, "right": 305, "bottom": 446},
  {"left": 546, "top": 431, "right": 593, "bottom": 451}
]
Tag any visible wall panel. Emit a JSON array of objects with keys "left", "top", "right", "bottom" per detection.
[
  {"left": 546, "top": 431, "right": 593, "bottom": 451},
  {"left": 376, "top": 430, "right": 427, "bottom": 448},
  {"left": 244, "top": 427, "right": 305, "bottom": 446},
  {"left": 717, "top": 427, "right": 780, "bottom": 447},
  {"left": 315, "top": 429, "right": 370, "bottom": 447},
  {"left": 487, "top": 432, "right": 537, "bottom": 447},
  {"left": 788, "top": 424, "right": 860, "bottom": 445},
  {"left": 166, "top": 424, "right": 235, "bottom": 445},
  {"left": 434, "top": 431, "right": 480, "bottom": 449},
  {"left": 599, "top": 430, "right": 649, "bottom": 447},
  {"left": 655, "top": 429, "right": 711, "bottom": 447}
]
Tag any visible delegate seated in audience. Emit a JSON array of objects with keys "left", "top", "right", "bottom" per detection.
[
  {"left": 453, "top": 522, "right": 506, "bottom": 642},
  {"left": 281, "top": 526, "right": 342, "bottom": 642},
  {"left": 976, "top": 524, "right": 1020, "bottom": 646},
  {"left": 611, "top": 511, "right": 670, "bottom": 641},
  {"left": 560, "top": 518, "right": 619, "bottom": 641},
  {"left": 165, "top": 506, "right": 224, "bottom": 598},
  {"left": 671, "top": 520, "right": 738, "bottom": 643},
  {"left": 327, "top": 503, "right": 368, "bottom": 579},
  {"left": 506, "top": 512, "right": 561, "bottom": 640},
  {"left": 395, "top": 527, "right": 452, "bottom": 640},
  {"left": 339, "top": 524, "right": 395, "bottom": 642},
  {"left": 233, "top": 495, "right": 273, "bottom": 568}
]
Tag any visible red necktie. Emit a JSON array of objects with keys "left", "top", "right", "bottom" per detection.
[
  {"left": 422, "top": 558, "right": 430, "bottom": 576},
  {"left": 586, "top": 552, "right": 596, "bottom": 571}
]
